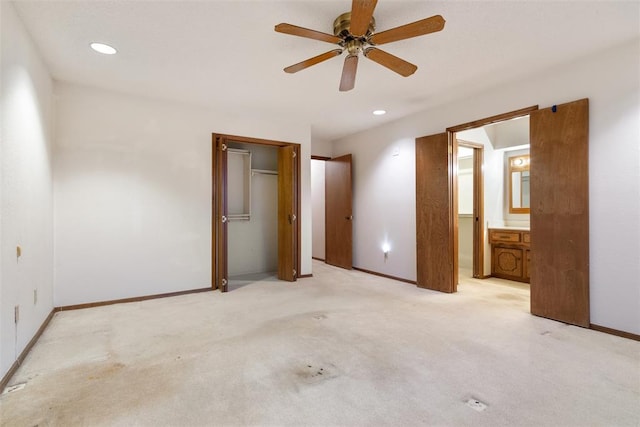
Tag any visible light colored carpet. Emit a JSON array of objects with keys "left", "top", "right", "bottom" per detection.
[{"left": 1, "top": 260, "right": 639, "bottom": 426}]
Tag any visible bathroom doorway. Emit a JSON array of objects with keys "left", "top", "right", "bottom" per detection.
[
  {"left": 453, "top": 115, "right": 532, "bottom": 287},
  {"left": 416, "top": 100, "right": 590, "bottom": 327}
]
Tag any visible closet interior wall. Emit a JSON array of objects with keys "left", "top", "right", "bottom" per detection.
[{"left": 227, "top": 142, "right": 278, "bottom": 278}]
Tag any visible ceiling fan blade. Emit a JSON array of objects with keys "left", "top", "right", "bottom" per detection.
[
  {"left": 275, "top": 23, "right": 342, "bottom": 44},
  {"left": 284, "top": 49, "right": 343, "bottom": 74},
  {"left": 350, "top": 0, "right": 378, "bottom": 37},
  {"left": 369, "top": 15, "right": 445, "bottom": 45},
  {"left": 339, "top": 55, "right": 359, "bottom": 92},
  {"left": 364, "top": 47, "right": 417, "bottom": 77}
]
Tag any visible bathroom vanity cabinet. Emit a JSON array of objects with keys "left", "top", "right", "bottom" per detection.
[{"left": 489, "top": 228, "right": 530, "bottom": 283}]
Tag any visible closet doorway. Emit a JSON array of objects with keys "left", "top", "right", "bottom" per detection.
[{"left": 212, "top": 134, "right": 301, "bottom": 292}]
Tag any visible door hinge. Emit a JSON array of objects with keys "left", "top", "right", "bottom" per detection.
[
  {"left": 221, "top": 215, "right": 227, "bottom": 223},
  {"left": 221, "top": 143, "right": 227, "bottom": 151},
  {"left": 221, "top": 278, "right": 228, "bottom": 287},
  {"left": 293, "top": 269, "right": 297, "bottom": 278},
  {"left": 292, "top": 151, "right": 296, "bottom": 158},
  {"left": 448, "top": 145, "right": 453, "bottom": 154}
]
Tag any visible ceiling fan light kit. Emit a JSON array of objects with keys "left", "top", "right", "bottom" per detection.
[{"left": 275, "top": 0, "right": 445, "bottom": 92}]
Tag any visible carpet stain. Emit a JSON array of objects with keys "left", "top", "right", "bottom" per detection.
[
  {"left": 87, "top": 362, "right": 125, "bottom": 380},
  {"left": 1, "top": 358, "right": 182, "bottom": 427},
  {"left": 294, "top": 363, "right": 338, "bottom": 385}
]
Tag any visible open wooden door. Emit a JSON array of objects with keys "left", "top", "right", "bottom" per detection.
[
  {"left": 278, "top": 145, "right": 297, "bottom": 281},
  {"left": 213, "top": 135, "right": 229, "bottom": 292},
  {"left": 530, "top": 99, "right": 590, "bottom": 327},
  {"left": 416, "top": 133, "right": 456, "bottom": 292},
  {"left": 325, "top": 154, "right": 353, "bottom": 269}
]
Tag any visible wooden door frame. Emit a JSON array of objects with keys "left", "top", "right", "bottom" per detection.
[
  {"left": 212, "top": 133, "right": 301, "bottom": 290},
  {"left": 456, "top": 139, "right": 485, "bottom": 279},
  {"left": 447, "top": 106, "right": 538, "bottom": 282},
  {"left": 310, "top": 156, "right": 330, "bottom": 262}
]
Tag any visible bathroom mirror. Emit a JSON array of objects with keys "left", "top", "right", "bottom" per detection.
[{"left": 509, "top": 154, "right": 530, "bottom": 214}]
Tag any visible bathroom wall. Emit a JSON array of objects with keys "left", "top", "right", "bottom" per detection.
[{"left": 457, "top": 155, "right": 474, "bottom": 271}]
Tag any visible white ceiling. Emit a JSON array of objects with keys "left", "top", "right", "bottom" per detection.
[{"left": 12, "top": 1, "right": 640, "bottom": 141}]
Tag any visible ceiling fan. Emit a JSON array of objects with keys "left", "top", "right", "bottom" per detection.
[{"left": 275, "top": 0, "right": 445, "bottom": 92}]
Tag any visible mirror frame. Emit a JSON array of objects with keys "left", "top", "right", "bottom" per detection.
[{"left": 509, "top": 154, "right": 530, "bottom": 214}]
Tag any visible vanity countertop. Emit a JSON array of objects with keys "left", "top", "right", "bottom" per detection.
[{"left": 488, "top": 226, "right": 530, "bottom": 231}]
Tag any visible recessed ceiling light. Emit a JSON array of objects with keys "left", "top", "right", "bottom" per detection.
[
  {"left": 373, "top": 110, "right": 386, "bottom": 116},
  {"left": 90, "top": 42, "right": 117, "bottom": 55}
]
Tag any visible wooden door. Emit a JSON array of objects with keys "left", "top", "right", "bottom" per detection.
[
  {"left": 530, "top": 99, "right": 590, "bottom": 327},
  {"left": 325, "top": 154, "right": 353, "bottom": 269},
  {"left": 278, "top": 145, "right": 297, "bottom": 281},
  {"left": 416, "top": 133, "right": 456, "bottom": 292},
  {"left": 214, "top": 136, "right": 228, "bottom": 292}
]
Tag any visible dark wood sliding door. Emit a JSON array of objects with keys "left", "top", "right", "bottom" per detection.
[
  {"left": 416, "top": 133, "right": 455, "bottom": 293},
  {"left": 530, "top": 99, "right": 590, "bottom": 327}
]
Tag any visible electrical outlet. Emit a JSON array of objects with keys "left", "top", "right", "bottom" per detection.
[
  {"left": 14, "top": 305, "right": 19, "bottom": 323},
  {"left": 34, "top": 289, "right": 38, "bottom": 305}
]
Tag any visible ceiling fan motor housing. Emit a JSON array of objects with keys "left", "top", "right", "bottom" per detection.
[{"left": 333, "top": 12, "right": 376, "bottom": 39}]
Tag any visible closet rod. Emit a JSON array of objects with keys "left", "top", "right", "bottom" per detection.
[{"left": 252, "top": 169, "right": 278, "bottom": 176}]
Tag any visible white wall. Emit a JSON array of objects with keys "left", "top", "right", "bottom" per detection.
[
  {"left": 458, "top": 156, "right": 473, "bottom": 270},
  {"left": 311, "top": 137, "right": 333, "bottom": 158},
  {"left": 311, "top": 159, "right": 326, "bottom": 260},
  {"left": 1, "top": 2, "right": 54, "bottom": 379},
  {"left": 333, "top": 39, "right": 640, "bottom": 335},
  {"left": 54, "top": 82, "right": 311, "bottom": 306},
  {"left": 337, "top": 135, "right": 418, "bottom": 280},
  {"left": 487, "top": 116, "right": 530, "bottom": 150}
]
